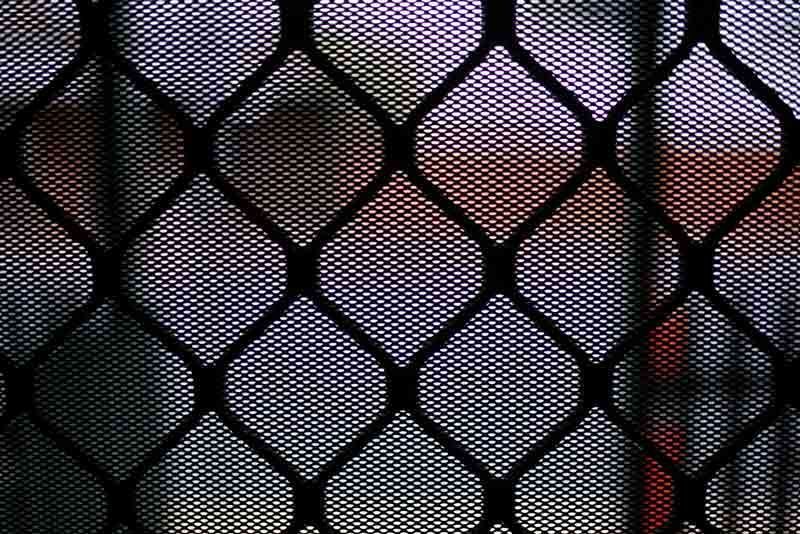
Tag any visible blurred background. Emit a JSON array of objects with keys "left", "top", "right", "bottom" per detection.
[{"left": 0, "top": 1, "right": 798, "bottom": 533}]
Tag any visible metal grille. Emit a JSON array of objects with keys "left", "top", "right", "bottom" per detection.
[{"left": 1, "top": 1, "right": 798, "bottom": 533}]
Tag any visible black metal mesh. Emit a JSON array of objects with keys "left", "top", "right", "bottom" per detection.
[{"left": 0, "top": 1, "right": 798, "bottom": 534}]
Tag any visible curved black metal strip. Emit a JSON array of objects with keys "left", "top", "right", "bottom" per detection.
[
  {"left": 697, "top": 396, "right": 783, "bottom": 481},
  {"left": 2, "top": 0, "right": 798, "bottom": 531},
  {"left": 315, "top": 410, "right": 395, "bottom": 485},
  {"left": 106, "top": 168, "right": 196, "bottom": 259},
  {"left": 694, "top": 518, "right": 725, "bottom": 534},
  {"left": 216, "top": 404, "right": 305, "bottom": 486},
  {"left": 603, "top": 286, "right": 690, "bottom": 368},
  {"left": 706, "top": 156, "right": 797, "bottom": 248},
  {"left": 310, "top": 166, "right": 396, "bottom": 251},
  {"left": 123, "top": 413, "right": 204, "bottom": 531},
  {"left": 8, "top": 86, "right": 102, "bottom": 260},
  {"left": 602, "top": 152, "right": 693, "bottom": 251},
  {"left": 24, "top": 409, "right": 114, "bottom": 526},
  {"left": 206, "top": 46, "right": 292, "bottom": 131},
  {"left": 702, "top": 286, "right": 789, "bottom": 368},
  {"left": 114, "top": 293, "right": 205, "bottom": 374},
  {"left": 0, "top": 41, "right": 89, "bottom": 146},
  {"left": 215, "top": 293, "right": 297, "bottom": 370},
  {"left": 603, "top": 396, "right": 687, "bottom": 482},
  {"left": 606, "top": 41, "right": 694, "bottom": 127},
  {"left": 407, "top": 291, "right": 492, "bottom": 373},
  {"left": 302, "top": 43, "right": 396, "bottom": 132},
  {"left": 405, "top": 166, "right": 493, "bottom": 247},
  {"left": 507, "top": 289, "right": 591, "bottom": 368},
  {"left": 94, "top": 1, "right": 196, "bottom": 134},
  {"left": 21, "top": 298, "right": 101, "bottom": 371},
  {"left": 308, "top": 290, "right": 398, "bottom": 373},
  {"left": 408, "top": 404, "right": 492, "bottom": 481},
  {"left": 507, "top": 43, "right": 594, "bottom": 129},
  {"left": 707, "top": 37, "right": 796, "bottom": 131},
  {"left": 506, "top": 162, "right": 595, "bottom": 250},
  {"left": 692, "top": 288, "right": 787, "bottom": 480},
  {"left": 203, "top": 166, "right": 293, "bottom": 246},
  {"left": 699, "top": 40, "right": 796, "bottom": 246},
  {"left": 506, "top": 406, "right": 588, "bottom": 480},
  {"left": 407, "top": 44, "right": 492, "bottom": 128}
]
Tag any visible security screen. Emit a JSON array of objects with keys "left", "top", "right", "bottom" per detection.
[{"left": 0, "top": 1, "right": 798, "bottom": 533}]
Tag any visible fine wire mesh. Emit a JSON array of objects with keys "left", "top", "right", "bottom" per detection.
[{"left": 0, "top": 1, "right": 798, "bottom": 534}]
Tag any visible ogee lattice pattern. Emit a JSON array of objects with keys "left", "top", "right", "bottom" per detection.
[{"left": 0, "top": 1, "right": 798, "bottom": 533}]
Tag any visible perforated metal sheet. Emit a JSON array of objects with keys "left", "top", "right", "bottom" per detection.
[{"left": 0, "top": 1, "right": 798, "bottom": 534}]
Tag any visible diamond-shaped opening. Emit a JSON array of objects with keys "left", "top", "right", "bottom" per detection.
[
  {"left": 612, "top": 294, "right": 776, "bottom": 475},
  {"left": 319, "top": 174, "right": 482, "bottom": 366},
  {"left": 34, "top": 303, "right": 194, "bottom": 480},
  {"left": 417, "top": 47, "right": 583, "bottom": 242},
  {"left": 325, "top": 412, "right": 483, "bottom": 534},
  {"left": 216, "top": 51, "right": 383, "bottom": 246},
  {"left": 21, "top": 59, "right": 183, "bottom": 249},
  {"left": 227, "top": 297, "right": 386, "bottom": 479},
  {"left": 419, "top": 296, "right": 581, "bottom": 476}
]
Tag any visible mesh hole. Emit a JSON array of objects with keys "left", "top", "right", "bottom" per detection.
[
  {"left": 137, "top": 415, "right": 294, "bottom": 534},
  {"left": 227, "top": 297, "right": 386, "bottom": 479},
  {"left": 324, "top": 413, "right": 484, "bottom": 534},
  {"left": 419, "top": 296, "right": 581, "bottom": 476},
  {"left": 34, "top": 303, "right": 193, "bottom": 480},
  {"left": 216, "top": 51, "right": 384, "bottom": 246},
  {"left": 319, "top": 174, "right": 482, "bottom": 366},
  {"left": 417, "top": 47, "right": 583, "bottom": 242}
]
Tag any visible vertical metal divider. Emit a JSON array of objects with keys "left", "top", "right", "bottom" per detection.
[
  {"left": 773, "top": 294, "right": 795, "bottom": 532},
  {"left": 718, "top": 326, "right": 747, "bottom": 532},
  {"left": 628, "top": 2, "right": 669, "bottom": 532},
  {"left": 1, "top": 0, "right": 797, "bottom": 532}
]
